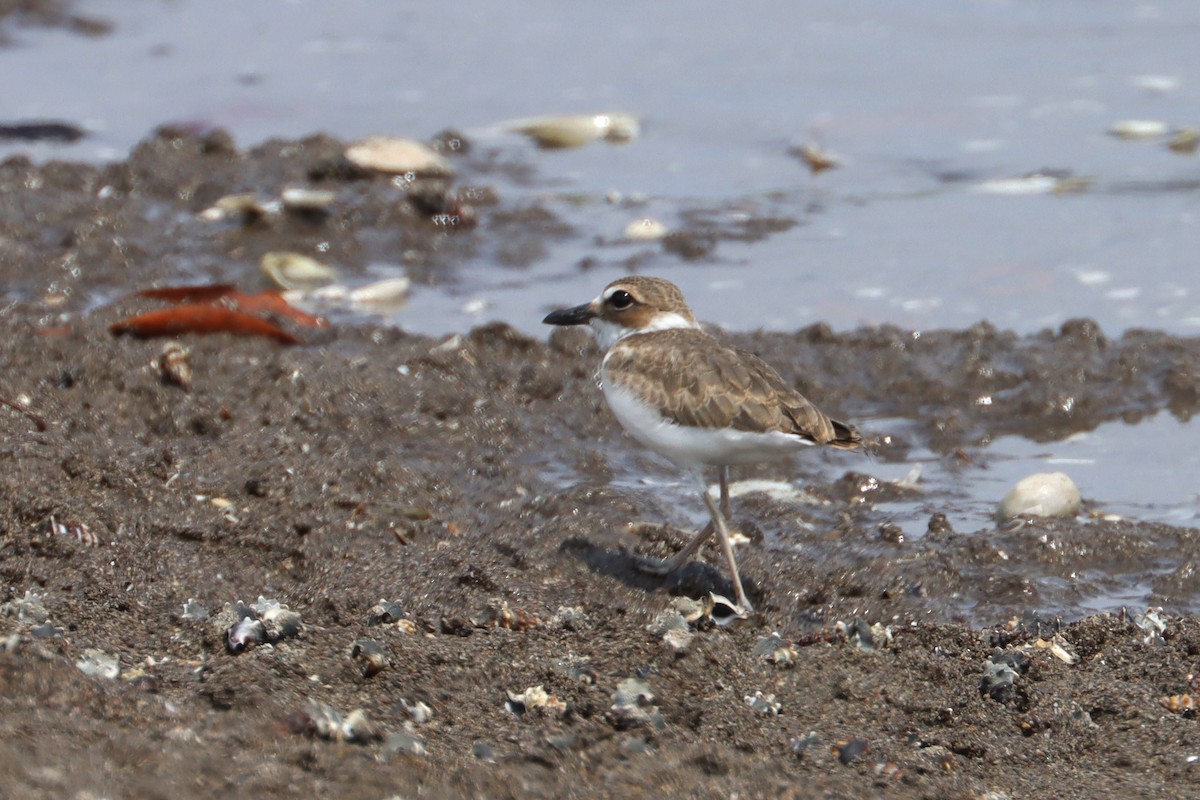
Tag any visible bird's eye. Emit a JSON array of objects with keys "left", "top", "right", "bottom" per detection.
[{"left": 609, "top": 290, "right": 634, "bottom": 310}]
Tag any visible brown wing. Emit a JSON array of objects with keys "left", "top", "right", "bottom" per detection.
[{"left": 605, "top": 329, "right": 861, "bottom": 448}]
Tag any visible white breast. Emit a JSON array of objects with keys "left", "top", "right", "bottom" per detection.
[{"left": 600, "top": 370, "right": 812, "bottom": 470}]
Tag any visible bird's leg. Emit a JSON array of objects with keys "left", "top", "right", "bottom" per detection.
[
  {"left": 633, "top": 467, "right": 728, "bottom": 577},
  {"left": 700, "top": 484, "right": 753, "bottom": 614}
]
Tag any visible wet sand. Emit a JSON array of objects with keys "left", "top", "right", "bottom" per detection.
[{"left": 0, "top": 131, "right": 1199, "bottom": 798}]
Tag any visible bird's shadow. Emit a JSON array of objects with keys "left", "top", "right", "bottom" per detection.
[{"left": 558, "top": 535, "right": 758, "bottom": 606}]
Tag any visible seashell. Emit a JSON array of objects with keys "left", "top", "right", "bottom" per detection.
[
  {"left": 254, "top": 596, "right": 302, "bottom": 642},
  {"left": 367, "top": 598, "right": 405, "bottom": 626},
  {"left": 350, "top": 639, "right": 388, "bottom": 678},
  {"left": 48, "top": 516, "right": 101, "bottom": 546},
  {"left": 383, "top": 730, "right": 428, "bottom": 758},
  {"left": 340, "top": 708, "right": 382, "bottom": 743},
  {"left": 661, "top": 627, "right": 693, "bottom": 654},
  {"left": 646, "top": 609, "right": 689, "bottom": 638},
  {"left": 744, "top": 691, "right": 782, "bottom": 716},
  {"left": 348, "top": 276, "right": 411, "bottom": 308},
  {"left": 299, "top": 702, "right": 382, "bottom": 744},
  {"left": 0, "top": 590, "right": 49, "bottom": 623},
  {"left": 510, "top": 113, "right": 640, "bottom": 149},
  {"left": 1108, "top": 119, "right": 1169, "bottom": 140},
  {"left": 1161, "top": 694, "right": 1198, "bottom": 715},
  {"left": 670, "top": 595, "right": 715, "bottom": 625},
  {"left": 608, "top": 677, "right": 663, "bottom": 730},
  {"left": 997, "top": 472, "right": 1081, "bottom": 520},
  {"left": 227, "top": 616, "right": 265, "bottom": 653},
  {"left": 261, "top": 251, "right": 338, "bottom": 290},
  {"left": 973, "top": 172, "right": 1091, "bottom": 195},
  {"left": 280, "top": 187, "right": 337, "bottom": 215},
  {"left": 200, "top": 193, "right": 276, "bottom": 223},
  {"left": 505, "top": 685, "right": 567, "bottom": 717},
  {"left": 404, "top": 699, "right": 434, "bottom": 725},
  {"left": 551, "top": 605, "right": 588, "bottom": 629},
  {"left": 1166, "top": 127, "right": 1199, "bottom": 154},
  {"left": 980, "top": 650, "right": 1029, "bottom": 703},
  {"left": 180, "top": 599, "right": 209, "bottom": 622},
  {"left": 624, "top": 218, "right": 668, "bottom": 241},
  {"left": 1034, "top": 635, "right": 1079, "bottom": 664},
  {"left": 344, "top": 135, "right": 455, "bottom": 177},
  {"left": 708, "top": 592, "right": 749, "bottom": 626},
  {"left": 752, "top": 632, "right": 798, "bottom": 667},
  {"left": 76, "top": 649, "right": 120, "bottom": 680},
  {"left": 478, "top": 601, "right": 541, "bottom": 631},
  {"left": 157, "top": 341, "right": 192, "bottom": 391}
]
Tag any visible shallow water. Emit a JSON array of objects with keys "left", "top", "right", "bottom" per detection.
[{"left": 4, "top": 0, "right": 1199, "bottom": 336}]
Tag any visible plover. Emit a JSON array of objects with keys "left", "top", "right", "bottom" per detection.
[{"left": 544, "top": 276, "right": 861, "bottom": 614}]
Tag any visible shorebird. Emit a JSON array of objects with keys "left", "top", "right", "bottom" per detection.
[{"left": 544, "top": 276, "right": 861, "bottom": 614}]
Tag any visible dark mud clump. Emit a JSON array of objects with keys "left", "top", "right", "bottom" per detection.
[{"left": 0, "top": 133, "right": 1199, "bottom": 797}]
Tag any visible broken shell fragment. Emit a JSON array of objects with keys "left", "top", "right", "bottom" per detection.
[
  {"left": 180, "top": 599, "right": 209, "bottom": 622},
  {"left": 76, "top": 649, "right": 120, "bottom": 680},
  {"left": 997, "top": 472, "right": 1081, "bottom": 521},
  {"left": 608, "top": 677, "right": 663, "bottom": 730},
  {"left": 509, "top": 113, "right": 639, "bottom": 149},
  {"left": 297, "top": 701, "right": 382, "bottom": 744},
  {"left": 345, "top": 135, "right": 455, "bottom": 177},
  {"left": 48, "top": 516, "right": 101, "bottom": 547},
  {"left": 348, "top": 276, "right": 411, "bottom": 307},
  {"left": 200, "top": 193, "right": 275, "bottom": 224},
  {"left": 505, "top": 685, "right": 567, "bottom": 717},
  {"left": 1033, "top": 635, "right": 1079, "bottom": 665},
  {"left": 624, "top": 218, "right": 668, "bottom": 241},
  {"left": 752, "top": 632, "right": 798, "bottom": 667},
  {"left": 227, "top": 616, "right": 266, "bottom": 653},
  {"left": 1108, "top": 119, "right": 1169, "bottom": 140},
  {"left": 254, "top": 596, "right": 303, "bottom": 641},
  {"left": 790, "top": 142, "right": 841, "bottom": 174},
  {"left": 351, "top": 639, "right": 389, "bottom": 678},
  {"left": 280, "top": 186, "right": 337, "bottom": 216},
  {"left": 261, "top": 251, "right": 338, "bottom": 290},
  {"left": 157, "top": 341, "right": 192, "bottom": 391},
  {"left": 1166, "top": 127, "right": 1199, "bottom": 154},
  {"left": 709, "top": 593, "right": 749, "bottom": 626},
  {"left": 1161, "top": 694, "right": 1198, "bottom": 715},
  {"left": 744, "top": 691, "right": 782, "bottom": 716},
  {"left": 367, "top": 599, "right": 406, "bottom": 626}
]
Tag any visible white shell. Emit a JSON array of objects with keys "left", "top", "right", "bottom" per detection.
[
  {"left": 345, "top": 136, "right": 455, "bottom": 176},
  {"left": 997, "top": 472, "right": 1081, "bottom": 520},
  {"left": 624, "top": 218, "right": 668, "bottom": 241},
  {"left": 261, "top": 251, "right": 338, "bottom": 290},
  {"left": 510, "top": 113, "right": 639, "bottom": 149},
  {"left": 1108, "top": 119, "right": 1169, "bottom": 140}
]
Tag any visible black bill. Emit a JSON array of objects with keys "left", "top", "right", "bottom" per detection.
[{"left": 543, "top": 303, "right": 596, "bottom": 326}]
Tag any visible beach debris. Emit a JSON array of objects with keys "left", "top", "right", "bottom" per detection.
[
  {"left": 1166, "top": 127, "right": 1199, "bottom": 154},
  {"left": 0, "top": 590, "right": 49, "bottom": 623},
  {"left": 46, "top": 516, "right": 102, "bottom": 547},
  {"left": 973, "top": 171, "right": 1092, "bottom": 195},
  {"left": 199, "top": 193, "right": 275, "bottom": 224},
  {"left": 834, "top": 738, "right": 869, "bottom": 765},
  {"left": 790, "top": 732, "right": 822, "bottom": 759},
  {"left": 402, "top": 699, "right": 434, "bottom": 725},
  {"left": 282, "top": 274, "right": 412, "bottom": 315},
  {"left": 110, "top": 283, "right": 326, "bottom": 344},
  {"left": 367, "top": 599, "right": 416, "bottom": 631},
  {"left": 744, "top": 691, "right": 782, "bottom": 716},
  {"left": 836, "top": 619, "right": 893, "bottom": 651},
  {"left": 0, "top": 394, "right": 47, "bottom": 431},
  {"left": 624, "top": 218, "right": 668, "bottom": 241},
  {"left": 157, "top": 341, "right": 192, "bottom": 390},
  {"left": 290, "top": 701, "right": 382, "bottom": 744},
  {"left": 1133, "top": 606, "right": 1168, "bottom": 645},
  {"left": 351, "top": 639, "right": 389, "bottom": 678},
  {"left": 997, "top": 472, "right": 1081, "bottom": 521},
  {"left": 1161, "top": 694, "right": 1198, "bottom": 716},
  {"left": 752, "top": 632, "right": 798, "bottom": 667},
  {"left": 509, "top": 113, "right": 639, "bottom": 149},
  {"left": 344, "top": 135, "right": 455, "bottom": 177},
  {"left": 261, "top": 251, "right": 338, "bottom": 290},
  {"left": 280, "top": 186, "right": 337, "bottom": 217},
  {"left": 179, "top": 599, "right": 209, "bottom": 622},
  {"left": 980, "top": 650, "right": 1030, "bottom": 704},
  {"left": 790, "top": 141, "right": 841, "bottom": 174},
  {"left": 217, "top": 597, "right": 303, "bottom": 654},
  {"left": 76, "top": 649, "right": 120, "bottom": 680},
  {"left": 1033, "top": 635, "right": 1079, "bottom": 665},
  {"left": 473, "top": 601, "right": 542, "bottom": 632},
  {"left": 505, "top": 685, "right": 567, "bottom": 718},
  {"left": 550, "top": 605, "right": 588, "bottom": 630},
  {"left": 608, "top": 678, "right": 663, "bottom": 730},
  {"left": 383, "top": 730, "right": 428, "bottom": 758},
  {"left": 1108, "top": 119, "right": 1169, "bottom": 140}
]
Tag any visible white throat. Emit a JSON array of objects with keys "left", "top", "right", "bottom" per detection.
[{"left": 590, "top": 311, "right": 697, "bottom": 349}]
